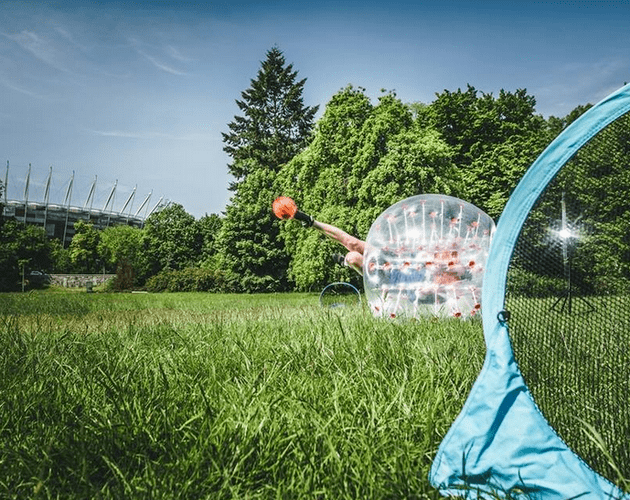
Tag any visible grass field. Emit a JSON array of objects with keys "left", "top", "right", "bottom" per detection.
[{"left": 0, "top": 290, "right": 486, "bottom": 499}]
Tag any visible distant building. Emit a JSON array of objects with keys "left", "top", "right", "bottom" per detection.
[{"left": 1, "top": 162, "right": 168, "bottom": 247}]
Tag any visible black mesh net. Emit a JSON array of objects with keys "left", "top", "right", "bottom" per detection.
[{"left": 506, "top": 111, "right": 630, "bottom": 487}]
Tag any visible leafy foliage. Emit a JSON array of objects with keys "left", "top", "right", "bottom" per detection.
[
  {"left": 144, "top": 203, "right": 202, "bottom": 274},
  {"left": 99, "top": 224, "right": 150, "bottom": 287},
  {"left": 68, "top": 221, "right": 101, "bottom": 273},
  {"left": 0, "top": 219, "right": 53, "bottom": 291},
  {"left": 216, "top": 168, "right": 291, "bottom": 292},
  {"left": 197, "top": 213, "right": 223, "bottom": 265},
  {"left": 145, "top": 267, "right": 223, "bottom": 292},
  {"left": 425, "top": 85, "right": 550, "bottom": 217},
  {"left": 467, "top": 133, "right": 551, "bottom": 219},
  {"left": 276, "top": 88, "right": 458, "bottom": 290}
]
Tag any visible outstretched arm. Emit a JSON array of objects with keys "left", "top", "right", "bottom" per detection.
[
  {"left": 272, "top": 196, "right": 365, "bottom": 275},
  {"left": 311, "top": 220, "right": 365, "bottom": 255}
]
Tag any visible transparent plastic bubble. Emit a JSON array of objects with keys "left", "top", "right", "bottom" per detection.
[
  {"left": 363, "top": 194, "right": 495, "bottom": 319},
  {"left": 319, "top": 282, "right": 361, "bottom": 309}
]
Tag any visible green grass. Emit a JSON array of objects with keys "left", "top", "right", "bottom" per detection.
[{"left": 0, "top": 291, "right": 485, "bottom": 499}]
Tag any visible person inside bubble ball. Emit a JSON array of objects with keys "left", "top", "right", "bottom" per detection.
[{"left": 272, "top": 196, "right": 365, "bottom": 275}]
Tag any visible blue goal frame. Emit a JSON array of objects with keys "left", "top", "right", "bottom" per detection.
[{"left": 430, "top": 83, "right": 630, "bottom": 500}]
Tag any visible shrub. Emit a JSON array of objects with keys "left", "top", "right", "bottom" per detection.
[
  {"left": 144, "top": 269, "right": 176, "bottom": 293},
  {"left": 145, "top": 267, "right": 223, "bottom": 293}
]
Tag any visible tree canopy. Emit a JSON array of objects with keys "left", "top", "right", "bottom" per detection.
[
  {"left": 4, "top": 50, "right": 610, "bottom": 294},
  {"left": 0, "top": 218, "right": 53, "bottom": 291},
  {"left": 275, "top": 88, "right": 459, "bottom": 290}
]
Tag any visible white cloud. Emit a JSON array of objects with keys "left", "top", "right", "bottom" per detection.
[
  {"left": 129, "top": 37, "right": 187, "bottom": 76},
  {"left": 2, "top": 29, "right": 72, "bottom": 73},
  {"left": 0, "top": 77, "right": 46, "bottom": 99},
  {"left": 166, "top": 44, "right": 193, "bottom": 63},
  {"left": 89, "top": 129, "right": 212, "bottom": 141},
  {"left": 54, "top": 26, "right": 89, "bottom": 52}
]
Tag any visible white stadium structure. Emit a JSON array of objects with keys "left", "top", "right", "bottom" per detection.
[{"left": 1, "top": 161, "right": 168, "bottom": 247}]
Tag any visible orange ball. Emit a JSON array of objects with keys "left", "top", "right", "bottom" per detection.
[{"left": 272, "top": 196, "right": 298, "bottom": 220}]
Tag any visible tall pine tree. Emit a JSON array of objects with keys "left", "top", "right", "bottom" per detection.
[
  {"left": 222, "top": 46, "right": 318, "bottom": 188},
  {"left": 217, "top": 47, "right": 318, "bottom": 292}
]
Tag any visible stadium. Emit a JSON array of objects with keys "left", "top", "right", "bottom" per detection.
[{"left": 1, "top": 161, "right": 168, "bottom": 247}]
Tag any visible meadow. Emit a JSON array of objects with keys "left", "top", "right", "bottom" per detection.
[{"left": 0, "top": 290, "right": 486, "bottom": 499}]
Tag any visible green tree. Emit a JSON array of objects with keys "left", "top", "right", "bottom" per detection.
[
  {"left": 49, "top": 238, "right": 76, "bottom": 273},
  {"left": 0, "top": 219, "right": 53, "bottom": 291},
  {"left": 222, "top": 46, "right": 319, "bottom": 188},
  {"left": 466, "top": 133, "right": 550, "bottom": 219},
  {"left": 68, "top": 221, "right": 101, "bottom": 273},
  {"left": 216, "top": 169, "right": 290, "bottom": 292},
  {"left": 144, "top": 203, "right": 201, "bottom": 274},
  {"left": 273, "top": 86, "right": 374, "bottom": 290},
  {"left": 546, "top": 103, "right": 592, "bottom": 137},
  {"left": 425, "top": 85, "right": 549, "bottom": 216},
  {"left": 276, "top": 88, "right": 456, "bottom": 291},
  {"left": 218, "top": 47, "right": 318, "bottom": 292},
  {"left": 275, "top": 86, "right": 373, "bottom": 213},
  {"left": 428, "top": 85, "right": 543, "bottom": 166},
  {"left": 197, "top": 213, "right": 223, "bottom": 267},
  {"left": 98, "top": 224, "right": 149, "bottom": 287}
]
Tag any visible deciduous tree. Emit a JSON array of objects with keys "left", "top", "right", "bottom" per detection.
[
  {"left": 276, "top": 88, "right": 456, "bottom": 290},
  {"left": 68, "top": 221, "right": 101, "bottom": 273},
  {"left": 98, "top": 224, "right": 149, "bottom": 287},
  {"left": 0, "top": 219, "right": 53, "bottom": 291},
  {"left": 144, "top": 203, "right": 201, "bottom": 274}
]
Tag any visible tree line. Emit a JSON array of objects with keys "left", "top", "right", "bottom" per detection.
[{"left": 1, "top": 47, "right": 603, "bottom": 293}]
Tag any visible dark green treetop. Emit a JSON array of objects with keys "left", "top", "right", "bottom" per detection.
[{"left": 222, "top": 46, "right": 319, "bottom": 188}]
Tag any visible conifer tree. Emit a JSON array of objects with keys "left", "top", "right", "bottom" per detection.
[
  {"left": 222, "top": 46, "right": 318, "bottom": 188},
  {"left": 218, "top": 47, "right": 318, "bottom": 292}
]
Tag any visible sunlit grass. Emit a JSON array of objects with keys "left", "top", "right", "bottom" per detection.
[{"left": 0, "top": 291, "right": 485, "bottom": 499}]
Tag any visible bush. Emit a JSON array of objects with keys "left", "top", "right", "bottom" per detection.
[
  {"left": 144, "top": 269, "right": 174, "bottom": 293},
  {"left": 145, "top": 267, "right": 223, "bottom": 293},
  {"left": 112, "top": 261, "right": 135, "bottom": 291}
]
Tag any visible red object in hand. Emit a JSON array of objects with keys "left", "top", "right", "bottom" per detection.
[{"left": 272, "top": 196, "right": 298, "bottom": 220}]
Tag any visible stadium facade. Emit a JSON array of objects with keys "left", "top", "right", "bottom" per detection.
[{"left": 1, "top": 162, "right": 168, "bottom": 247}]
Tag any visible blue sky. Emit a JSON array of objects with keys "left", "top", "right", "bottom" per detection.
[{"left": 1, "top": 0, "right": 628, "bottom": 218}]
